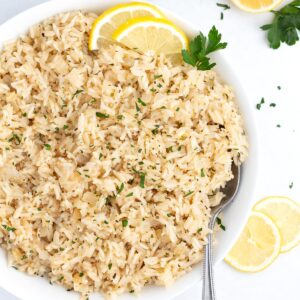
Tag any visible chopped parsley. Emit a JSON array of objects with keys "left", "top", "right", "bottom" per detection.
[
  {"left": 197, "top": 228, "right": 203, "bottom": 233},
  {"left": 99, "top": 153, "right": 103, "bottom": 160},
  {"left": 72, "top": 89, "right": 84, "bottom": 99},
  {"left": 289, "top": 182, "right": 294, "bottom": 189},
  {"left": 122, "top": 219, "right": 128, "bottom": 227},
  {"left": 152, "top": 128, "right": 159, "bottom": 135},
  {"left": 58, "top": 276, "right": 64, "bottom": 282},
  {"left": 135, "top": 103, "right": 141, "bottom": 112},
  {"left": 104, "top": 220, "right": 109, "bottom": 224},
  {"left": 269, "top": 103, "right": 276, "bottom": 107},
  {"left": 139, "top": 173, "right": 146, "bottom": 188},
  {"left": 108, "top": 263, "right": 112, "bottom": 270},
  {"left": 2, "top": 225, "right": 16, "bottom": 232},
  {"left": 277, "top": 86, "right": 281, "bottom": 90},
  {"left": 216, "top": 3, "right": 231, "bottom": 10},
  {"left": 200, "top": 168, "right": 205, "bottom": 177},
  {"left": 116, "top": 183, "right": 124, "bottom": 194},
  {"left": 276, "top": 124, "right": 281, "bottom": 128},
  {"left": 44, "top": 144, "right": 51, "bottom": 151},
  {"left": 176, "top": 107, "right": 180, "bottom": 112},
  {"left": 117, "top": 115, "right": 124, "bottom": 120},
  {"left": 220, "top": 12, "right": 224, "bottom": 20},
  {"left": 216, "top": 217, "right": 226, "bottom": 231},
  {"left": 150, "top": 88, "right": 157, "bottom": 92},
  {"left": 157, "top": 83, "right": 163, "bottom": 88},
  {"left": 129, "top": 290, "right": 135, "bottom": 294},
  {"left": 126, "top": 192, "right": 133, "bottom": 197},
  {"left": 96, "top": 112, "right": 109, "bottom": 118},
  {"left": 256, "top": 97, "right": 265, "bottom": 110},
  {"left": 8, "top": 134, "right": 21, "bottom": 145},
  {"left": 22, "top": 112, "right": 27, "bottom": 117},
  {"left": 184, "top": 191, "right": 194, "bottom": 197},
  {"left": 154, "top": 74, "right": 162, "bottom": 79},
  {"left": 138, "top": 98, "right": 146, "bottom": 106},
  {"left": 79, "top": 272, "right": 84, "bottom": 277},
  {"left": 63, "top": 125, "right": 68, "bottom": 130}
]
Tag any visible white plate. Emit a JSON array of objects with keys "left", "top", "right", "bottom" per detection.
[{"left": 0, "top": 1, "right": 259, "bottom": 299}]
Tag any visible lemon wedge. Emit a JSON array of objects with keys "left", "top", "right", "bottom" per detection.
[
  {"left": 225, "top": 211, "right": 281, "bottom": 272},
  {"left": 254, "top": 196, "right": 300, "bottom": 253},
  {"left": 112, "top": 16, "right": 188, "bottom": 55},
  {"left": 231, "top": 0, "right": 283, "bottom": 13},
  {"left": 89, "top": 2, "right": 165, "bottom": 50}
]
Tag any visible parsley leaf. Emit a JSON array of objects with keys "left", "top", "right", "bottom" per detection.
[
  {"left": 2, "top": 225, "right": 16, "bottom": 232},
  {"left": 72, "top": 89, "right": 84, "bottom": 99},
  {"left": 137, "top": 98, "right": 146, "bottom": 106},
  {"left": 261, "top": 0, "right": 300, "bottom": 49},
  {"left": 96, "top": 112, "right": 109, "bottom": 118},
  {"left": 216, "top": 3, "right": 231, "bottom": 10},
  {"left": 182, "top": 26, "right": 227, "bottom": 70}
]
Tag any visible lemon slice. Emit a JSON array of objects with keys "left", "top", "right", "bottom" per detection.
[
  {"left": 89, "top": 2, "right": 165, "bottom": 50},
  {"left": 112, "top": 17, "right": 188, "bottom": 55},
  {"left": 231, "top": 0, "right": 283, "bottom": 13},
  {"left": 254, "top": 196, "right": 300, "bottom": 253},
  {"left": 225, "top": 211, "right": 281, "bottom": 272}
]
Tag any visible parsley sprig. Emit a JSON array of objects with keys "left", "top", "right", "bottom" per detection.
[
  {"left": 182, "top": 26, "right": 227, "bottom": 71},
  {"left": 261, "top": 0, "right": 300, "bottom": 49}
]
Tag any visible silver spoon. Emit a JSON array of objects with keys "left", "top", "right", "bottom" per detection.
[{"left": 202, "top": 163, "right": 241, "bottom": 300}]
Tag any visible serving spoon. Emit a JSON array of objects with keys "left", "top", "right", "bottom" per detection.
[{"left": 202, "top": 163, "right": 241, "bottom": 300}]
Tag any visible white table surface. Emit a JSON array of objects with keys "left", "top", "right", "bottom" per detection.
[{"left": 0, "top": 0, "right": 299, "bottom": 299}]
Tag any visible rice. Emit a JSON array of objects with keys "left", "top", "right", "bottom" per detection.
[{"left": 0, "top": 11, "right": 248, "bottom": 299}]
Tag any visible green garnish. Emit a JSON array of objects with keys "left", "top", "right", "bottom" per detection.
[
  {"left": 139, "top": 173, "right": 146, "bottom": 188},
  {"left": 44, "top": 144, "right": 51, "bottom": 151},
  {"left": 122, "top": 219, "right": 128, "bottom": 227},
  {"left": 116, "top": 183, "right": 124, "bottom": 194},
  {"left": 79, "top": 272, "right": 84, "bottom": 277},
  {"left": 150, "top": 88, "right": 157, "bottom": 92},
  {"left": 63, "top": 125, "right": 68, "bottom": 130},
  {"left": 176, "top": 107, "right": 180, "bottom": 111},
  {"left": 129, "top": 290, "right": 135, "bottom": 294},
  {"left": 256, "top": 97, "right": 265, "bottom": 110},
  {"left": 2, "top": 225, "right": 16, "bottom": 232},
  {"left": 138, "top": 98, "right": 146, "bottom": 106},
  {"left": 200, "top": 168, "right": 205, "bottom": 177},
  {"left": 216, "top": 217, "right": 226, "bottom": 231},
  {"left": 276, "top": 124, "right": 281, "bottom": 128},
  {"left": 22, "top": 112, "right": 27, "bottom": 117},
  {"left": 216, "top": 3, "right": 231, "bottom": 10},
  {"left": 289, "top": 182, "right": 294, "bottom": 189},
  {"left": 135, "top": 102, "right": 141, "bottom": 112},
  {"left": 96, "top": 112, "right": 109, "bottom": 118},
  {"left": 166, "top": 146, "right": 173, "bottom": 153},
  {"left": 108, "top": 263, "right": 112, "bottom": 270},
  {"left": 152, "top": 128, "right": 159, "bottom": 135},
  {"left": 184, "top": 191, "right": 194, "bottom": 197},
  {"left": 8, "top": 134, "right": 21, "bottom": 145},
  {"left": 72, "top": 89, "right": 83, "bottom": 99},
  {"left": 126, "top": 192, "right": 133, "bottom": 197},
  {"left": 261, "top": 0, "right": 300, "bottom": 49},
  {"left": 157, "top": 83, "right": 163, "bottom": 88},
  {"left": 104, "top": 220, "right": 109, "bottom": 224},
  {"left": 270, "top": 103, "right": 276, "bottom": 107},
  {"left": 117, "top": 115, "right": 124, "bottom": 120},
  {"left": 99, "top": 153, "right": 103, "bottom": 160},
  {"left": 154, "top": 74, "right": 162, "bottom": 79},
  {"left": 197, "top": 228, "right": 203, "bottom": 233},
  {"left": 220, "top": 12, "right": 224, "bottom": 20},
  {"left": 58, "top": 276, "right": 64, "bottom": 282},
  {"left": 182, "top": 26, "right": 227, "bottom": 71}
]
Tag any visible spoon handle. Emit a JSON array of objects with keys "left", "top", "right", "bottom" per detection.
[{"left": 202, "top": 220, "right": 216, "bottom": 300}]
